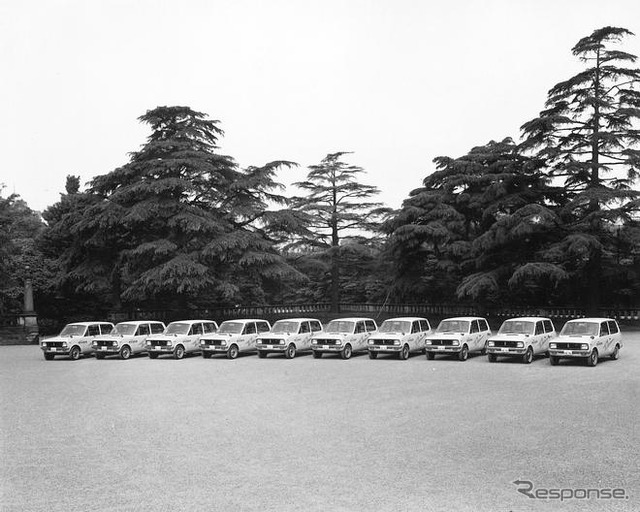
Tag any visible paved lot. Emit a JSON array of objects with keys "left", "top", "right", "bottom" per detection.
[{"left": 1, "top": 333, "right": 639, "bottom": 512}]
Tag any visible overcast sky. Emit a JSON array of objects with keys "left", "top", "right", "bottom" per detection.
[{"left": 1, "top": 0, "right": 639, "bottom": 213}]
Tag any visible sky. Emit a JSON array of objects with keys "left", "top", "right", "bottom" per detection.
[{"left": 1, "top": 0, "right": 639, "bottom": 213}]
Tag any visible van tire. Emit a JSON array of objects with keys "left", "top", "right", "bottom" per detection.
[
  {"left": 69, "top": 346, "right": 81, "bottom": 361},
  {"left": 119, "top": 346, "right": 132, "bottom": 360},
  {"left": 522, "top": 347, "right": 533, "bottom": 364},
  {"left": 173, "top": 345, "right": 185, "bottom": 360},
  {"left": 610, "top": 345, "right": 620, "bottom": 360},
  {"left": 587, "top": 349, "right": 598, "bottom": 367},
  {"left": 399, "top": 344, "right": 410, "bottom": 360},
  {"left": 340, "top": 344, "right": 352, "bottom": 360},
  {"left": 285, "top": 344, "right": 296, "bottom": 359},
  {"left": 227, "top": 345, "right": 239, "bottom": 360},
  {"left": 458, "top": 345, "right": 468, "bottom": 361}
]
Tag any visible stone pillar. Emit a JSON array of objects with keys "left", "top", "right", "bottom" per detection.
[{"left": 21, "top": 270, "right": 39, "bottom": 344}]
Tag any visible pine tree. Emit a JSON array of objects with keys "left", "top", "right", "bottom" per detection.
[{"left": 520, "top": 26, "right": 640, "bottom": 312}]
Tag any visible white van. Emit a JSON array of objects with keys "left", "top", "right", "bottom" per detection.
[
  {"left": 256, "top": 318, "right": 323, "bottom": 359},
  {"left": 367, "top": 317, "right": 432, "bottom": 360},
  {"left": 146, "top": 320, "right": 218, "bottom": 359},
  {"left": 486, "top": 317, "right": 556, "bottom": 364},
  {"left": 425, "top": 317, "right": 491, "bottom": 361},
  {"left": 549, "top": 318, "right": 622, "bottom": 367},
  {"left": 200, "top": 319, "right": 271, "bottom": 359},
  {"left": 310, "top": 317, "right": 378, "bottom": 359}
]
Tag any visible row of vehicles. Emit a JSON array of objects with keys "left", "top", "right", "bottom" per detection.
[{"left": 39, "top": 315, "right": 623, "bottom": 367}]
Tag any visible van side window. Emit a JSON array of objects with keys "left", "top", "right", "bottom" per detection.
[
  {"left": 137, "top": 324, "right": 150, "bottom": 336},
  {"left": 310, "top": 321, "right": 322, "bottom": 332},
  {"left": 470, "top": 321, "right": 480, "bottom": 333},
  {"left": 88, "top": 325, "right": 100, "bottom": 336},
  {"left": 300, "top": 322, "right": 310, "bottom": 333},
  {"left": 543, "top": 320, "right": 554, "bottom": 333},
  {"left": 257, "top": 322, "right": 270, "bottom": 333},
  {"left": 411, "top": 321, "right": 420, "bottom": 334},
  {"left": 365, "top": 320, "right": 377, "bottom": 332},
  {"left": 151, "top": 323, "right": 165, "bottom": 334},
  {"left": 607, "top": 321, "right": 619, "bottom": 334},
  {"left": 244, "top": 323, "right": 257, "bottom": 335},
  {"left": 419, "top": 320, "right": 430, "bottom": 332},
  {"left": 599, "top": 322, "right": 610, "bottom": 337},
  {"left": 535, "top": 322, "right": 544, "bottom": 335},
  {"left": 100, "top": 324, "right": 113, "bottom": 335},
  {"left": 480, "top": 319, "right": 489, "bottom": 332},
  {"left": 355, "top": 322, "right": 365, "bottom": 334}
]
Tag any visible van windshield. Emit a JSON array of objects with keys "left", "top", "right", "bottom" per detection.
[
  {"left": 499, "top": 321, "right": 534, "bottom": 335},
  {"left": 113, "top": 323, "right": 137, "bottom": 335},
  {"left": 219, "top": 322, "right": 244, "bottom": 334},
  {"left": 379, "top": 320, "right": 411, "bottom": 333},
  {"left": 560, "top": 322, "right": 598, "bottom": 336},
  {"left": 436, "top": 320, "right": 469, "bottom": 333},
  {"left": 165, "top": 323, "right": 190, "bottom": 335},
  {"left": 272, "top": 321, "right": 299, "bottom": 334},
  {"left": 59, "top": 325, "right": 87, "bottom": 337},
  {"left": 325, "top": 321, "right": 355, "bottom": 334}
]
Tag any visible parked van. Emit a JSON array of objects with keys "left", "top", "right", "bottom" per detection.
[
  {"left": 256, "top": 318, "right": 323, "bottom": 359},
  {"left": 367, "top": 317, "right": 432, "bottom": 360},
  {"left": 200, "top": 319, "right": 271, "bottom": 359},
  {"left": 486, "top": 317, "right": 556, "bottom": 364},
  {"left": 310, "top": 317, "right": 378, "bottom": 359},
  {"left": 549, "top": 318, "right": 622, "bottom": 367},
  {"left": 146, "top": 320, "right": 218, "bottom": 359},
  {"left": 425, "top": 317, "right": 491, "bottom": 361}
]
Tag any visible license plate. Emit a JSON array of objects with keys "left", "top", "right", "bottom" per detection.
[
  {"left": 438, "top": 346, "right": 447, "bottom": 350},
  {"left": 268, "top": 345, "right": 274, "bottom": 350},
  {"left": 563, "top": 350, "right": 573, "bottom": 355},
  {"left": 50, "top": 347, "right": 57, "bottom": 351},
  {"left": 500, "top": 348, "right": 509, "bottom": 352},
  {"left": 101, "top": 347, "right": 107, "bottom": 351},
  {"left": 322, "top": 345, "right": 329, "bottom": 350}
]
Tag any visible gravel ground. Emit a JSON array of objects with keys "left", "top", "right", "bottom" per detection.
[{"left": 1, "top": 334, "right": 639, "bottom": 512}]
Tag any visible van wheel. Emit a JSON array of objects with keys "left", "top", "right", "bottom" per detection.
[
  {"left": 587, "top": 349, "right": 598, "bottom": 367},
  {"left": 399, "top": 344, "right": 410, "bottom": 360},
  {"left": 368, "top": 351, "right": 378, "bottom": 359},
  {"left": 173, "top": 345, "right": 185, "bottom": 360},
  {"left": 458, "top": 345, "right": 468, "bottom": 361},
  {"left": 610, "top": 345, "right": 620, "bottom": 360},
  {"left": 44, "top": 353, "right": 55, "bottom": 360},
  {"left": 69, "top": 346, "right": 81, "bottom": 361},
  {"left": 549, "top": 355, "right": 560, "bottom": 366},
  {"left": 312, "top": 351, "right": 322, "bottom": 359},
  {"left": 426, "top": 352, "right": 435, "bottom": 360},
  {"left": 340, "top": 344, "right": 352, "bottom": 360},
  {"left": 488, "top": 353, "right": 497, "bottom": 363},
  {"left": 522, "top": 347, "right": 533, "bottom": 364},
  {"left": 119, "top": 346, "right": 132, "bottom": 360},
  {"left": 285, "top": 344, "right": 296, "bottom": 359},
  {"left": 227, "top": 345, "right": 239, "bottom": 360},
  {"left": 481, "top": 342, "right": 488, "bottom": 355}
]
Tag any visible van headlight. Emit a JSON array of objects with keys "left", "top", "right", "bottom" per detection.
[
  {"left": 581, "top": 343, "right": 589, "bottom": 350},
  {"left": 368, "top": 340, "right": 374, "bottom": 345},
  {"left": 146, "top": 340, "right": 152, "bottom": 346},
  {"left": 166, "top": 341, "right": 173, "bottom": 347},
  {"left": 517, "top": 341, "right": 524, "bottom": 348},
  {"left": 335, "top": 340, "right": 342, "bottom": 346},
  {"left": 488, "top": 341, "right": 495, "bottom": 347},
  {"left": 311, "top": 340, "right": 317, "bottom": 345},
  {"left": 62, "top": 342, "right": 68, "bottom": 347},
  {"left": 549, "top": 343, "right": 556, "bottom": 349},
  {"left": 92, "top": 341, "right": 98, "bottom": 347},
  {"left": 425, "top": 340, "right": 432, "bottom": 345},
  {"left": 279, "top": 340, "right": 285, "bottom": 345},
  {"left": 452, "top": 340, "right": 460, "bottom": 346}
]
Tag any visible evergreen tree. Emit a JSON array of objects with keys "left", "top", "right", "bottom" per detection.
[
  {"left": 384, "top": 139, "right": 564, "bottom": 305},
  {"left": 58, "top": 106, "right": 303, "bottom": 309},
  {"left": 520, "top": 26, "right": 640, "bottom": 311},
  {"left": 290, "top": 152, "right": 390, "bottom": 311}
]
